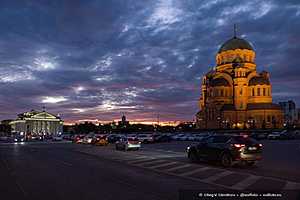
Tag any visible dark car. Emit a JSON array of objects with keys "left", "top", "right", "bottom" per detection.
[
  {"left": 250, "top": 132, "right": 268, "bottom": 140},
  {"left": 13, "top": 135, "right": 25, "bottom": 142},
  {"left": 107, "top": 134, "right": 122, "bottom": 143},
  {"left": 187, "top": 135, "right": 262, "bottom": 167},
  {"left": 153, "top": 134, "right": 171, "bottom": 143}
]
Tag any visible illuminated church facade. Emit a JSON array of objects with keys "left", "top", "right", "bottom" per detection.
[{"left": 196, "top": 30, "right": 283, "bottom": 129}]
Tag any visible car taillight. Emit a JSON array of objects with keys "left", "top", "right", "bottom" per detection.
[{"left": 233, "top": 144, "right": 245, "bottom": 148}]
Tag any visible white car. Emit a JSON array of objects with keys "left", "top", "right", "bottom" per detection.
[
  {"left": 116, "top": 136, "right": 141, "bottom": 151},
  {"left": 82, "top": 135, "right": 94, "bottom": 144}
]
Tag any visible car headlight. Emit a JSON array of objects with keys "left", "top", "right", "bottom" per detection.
[{"left": 14, "top": 139, "right": 18, "bottom": 142}]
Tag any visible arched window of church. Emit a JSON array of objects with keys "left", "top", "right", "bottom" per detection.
[
  {"left": 252, "top": 88, "right": 255, "bottom": 96},
  {"left": 263, "top": 88, "right": 266, "bottom": 96},
  {"left": 257, "top": 88, "right": 261, "bottom": 96}
]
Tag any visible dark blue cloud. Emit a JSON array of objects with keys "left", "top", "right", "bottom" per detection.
[{"left": 0, "top": 0, "right": 299, "bottom": 122}]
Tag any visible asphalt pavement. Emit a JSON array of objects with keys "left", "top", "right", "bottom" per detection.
[{"left": 0, "top": 140, "right": 300, "bottom": 200}]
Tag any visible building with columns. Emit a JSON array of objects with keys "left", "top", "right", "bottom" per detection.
[
  {"left": 196, "top": 30, "right": 283, "bottom": 129},
  {"left": 10, "top": 110, "right": 63, "bottom": 136}
]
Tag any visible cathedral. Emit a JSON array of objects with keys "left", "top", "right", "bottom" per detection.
[{"left": 196, "top": 29, "right": 283, "bottom": 129}]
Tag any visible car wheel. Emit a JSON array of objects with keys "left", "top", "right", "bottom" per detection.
[
  {"left": 188, "top": 151, "right": 198, "bottom": 163},
  {"left": 220, "top": 153, "right": 232, "bottom": 167}
]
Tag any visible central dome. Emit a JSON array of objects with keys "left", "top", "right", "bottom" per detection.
[{"left": 218, "top": 37, "right": 253, "bottom": 53}]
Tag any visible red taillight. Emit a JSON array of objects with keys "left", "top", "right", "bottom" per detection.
[{"left": 233, "top": 144, "right": 245, "bottom": 148}]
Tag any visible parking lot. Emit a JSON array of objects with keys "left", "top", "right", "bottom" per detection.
[{"left": 0, "top": 135, "right": 300, "bottom": 200}]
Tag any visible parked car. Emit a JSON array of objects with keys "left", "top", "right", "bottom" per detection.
[
  {"left": 187, "top": 134, "right": 196, "bottom": 141},
  {"left": 115, "top": 136, "right": 141, "bottom": 151},
  {"left": 187, "top": 135, "right": 262, "bottom": 167},
  {"left": 82, "top": 134, "right": 94, "bottom": 144},
  {"left": 13, "top": 135, "right": 25, "bottom": 142},
  {"left": 126, "top": 134, "right": 137, "bottom": 140},
  {"left": 137, "top": 134, "right": 154, "bottom": 143},
  {"left": 93, "top": 135, "right": 108, "bottom": 146},
  {"left": 250, "top": 132, "right": 268, "bottom": 140},
  {"left": 267, "top": 131, "right": 293, "bottom": 140},
  {"left": 107, "top": 134, "right": 122, "bottom": 143},
  {"left": 153, "top": 134, "right": 172, "bottom": 143},
  {"left": 52, "top": 135, "right": 63, "bottom": 141},
  {"left": 73, "top": 135, "right": 85, "bottom": 143},
  {"left": 194, "top": 134, "right": 211, "bottom": 142}
]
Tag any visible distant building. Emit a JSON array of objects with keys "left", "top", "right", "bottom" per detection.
[
  {"left": 196, "top": 28, "right": 283, "bottom": 129},
  {"left": 10, "top": 110, "right": 63, "bottom": 136},
  {"left": 118, "top": 114, "right": 129, "bottom": 128},
  {"left": 279, "top": 100, "right": 298, "bottom": 126}
]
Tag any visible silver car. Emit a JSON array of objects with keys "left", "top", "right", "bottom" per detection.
[{"left": 115, "top": 136, "right": 141, "bottom": 151}]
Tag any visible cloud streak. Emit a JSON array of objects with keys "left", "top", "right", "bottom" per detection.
[{"left": 0, "top": 0, "right": 299, "bottom": 122}]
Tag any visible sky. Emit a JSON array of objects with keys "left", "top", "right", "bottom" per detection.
[{"left": 0, "top": 0, "right": 300, "bottom": 123}]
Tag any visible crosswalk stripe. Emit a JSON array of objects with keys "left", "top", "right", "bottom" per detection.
[
  {"left": 231, "top": 174, "right": 261, "bottom": 190},
  {"left": 202, "top": 170, "right": 233, "bottom": 182},
  {"left": 179, "top": 167, "right": 211, "bottom": 176},
  {"left": 165, "top": 164, "right": 192, "bottom": 172},
  {"left": 283, "top": 181, "right": 300, "bottom": 190},
  {"left": 137, "top": 159, "right": 167, "bottom": 166},
  {"left": 127, "top": 158, "right": 156, "bottom": 164},
  {"left": 149, "top": 162, "right": 178, "bottom": 169},
  {"left": 117, "top": 156, "right": 148, "bottom": 161}
]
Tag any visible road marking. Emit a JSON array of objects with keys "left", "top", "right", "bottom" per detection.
[
  {"left": 117, "top": 156, "right": 148, "bottom": 161},
  {"left": 149, "top": 161, "right": 178, "bottom": 169},
  {"left": 165, "top": 164, "right": 192, "bottom": 172},
  {"left": 283, "top": 181, "right": 300, "bottom": 190},
  {"left": 127, "top": 158, "right": 156, "bottom": 164},
  {"left": 202, "top": 170, "right": 234, "bottom": 182},
  {"left": 179, "top": 167, "right": 211, "bottom": 176},
  {"left": 137, "top": 159, "right": 167, "bottom": 166},
  {"left": 231, "top": 174, "right": 260, "bottom": 190}
]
